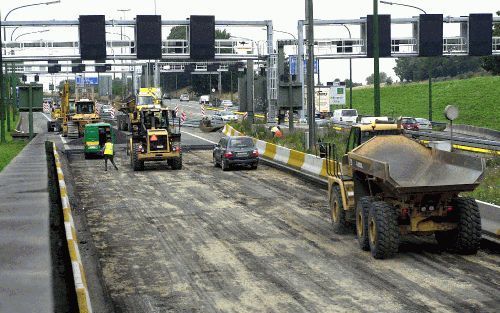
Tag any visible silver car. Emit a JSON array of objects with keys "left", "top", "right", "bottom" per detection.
[
  {"left": 212, "top": 111, "right": 239, "bottom": 122},
  {"left": 415, "top": 118, "right": 432, "bottom": 130}
]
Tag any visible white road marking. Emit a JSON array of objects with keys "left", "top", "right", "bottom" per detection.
[
  {"left": 41, "top": 112, "right": 52, "bottom": 121},
  {"left": 59, "top": 134, "right": 70, "bottom": 151},
  {"left": 181, "top": 130, "right": 217, "bottom": 144}
]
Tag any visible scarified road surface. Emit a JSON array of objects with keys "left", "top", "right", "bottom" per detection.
[{"left": 68, "top": 150, "right": 500, "bottom": 313}]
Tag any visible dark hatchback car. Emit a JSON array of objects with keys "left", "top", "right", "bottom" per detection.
[{"left": 213, "top": 136, "right": 259, "bottom": 171}]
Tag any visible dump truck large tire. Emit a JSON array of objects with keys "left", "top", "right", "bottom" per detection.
[
  {"left": 368, "top": 201, "right": 399, "bottom": 259},
  {"left": 435, "top": 197, "right": 481, "bottom": 254},
  {"left": 330, "top": 185, "right": 350, "bottom": 234},
  {"left": 131, "top": 143, "right": 144, "bottom": 171},
  {"left": 171, "top": 156, "right": 182, "bottom": 170},
  {"left": 356, "top": 196, "right": 374, "bottom": 251}
]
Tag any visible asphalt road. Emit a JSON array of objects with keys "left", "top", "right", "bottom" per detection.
[{"left": 67, "top": 146, "right": 500, "bottom": 313}]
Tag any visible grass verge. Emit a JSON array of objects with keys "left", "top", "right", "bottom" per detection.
[
  {"left": 0, "top": 112, "right": 28, "bottom": 172},
  {"left": 466, "top": 157, "right": 500, "bottom": 205}
]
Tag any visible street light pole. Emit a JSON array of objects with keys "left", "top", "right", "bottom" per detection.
[
  {"left": 14, "top": 29, "right": 49, "bottom": 41},
  {"left": 373, "top": 0, "right": 381, "bottom": 117},
  {"left": 3, "top": 1, "right": 61, "bottom": 42},
  {"left": 379, "top": 1, "right": 432, "bottom": 120},
  {"left": 306, "top": 0, "right": 315, "bottom": 150}
]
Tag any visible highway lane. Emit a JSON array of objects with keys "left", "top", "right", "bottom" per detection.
[{"left": 67, "top": 147, "right": 500, "bottom": 313}]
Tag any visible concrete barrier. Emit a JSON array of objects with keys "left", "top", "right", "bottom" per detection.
[
  {"left": 222, "top": 124, "right": 328, "bottom": 178},
  {"left": 53, "top": 143, "right": 93, "bottom": 313}
]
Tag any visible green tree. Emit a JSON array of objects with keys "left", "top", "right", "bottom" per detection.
[
  {"left": 481, "top": 11, "right": 500, "bottom": 75},
  {"left": 394, "top": 56, "right": 482, "bottom": 82},
  {"left": 366, "top": 72, "right": 388, "bottom": 85}
]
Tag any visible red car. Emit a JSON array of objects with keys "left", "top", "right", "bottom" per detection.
[{"left": 401, "top": 117, "right": 419, "bottom": 131}]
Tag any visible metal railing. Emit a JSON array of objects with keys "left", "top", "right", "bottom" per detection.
[
  {"left": 314, "top": 38, "right": 365, "bottom": 55},
  {"left": 391, "top": 37, "right": 417, "bottom": 54},
  {"left": 443, "top": 37, "right": 468, "bottom": 55}
]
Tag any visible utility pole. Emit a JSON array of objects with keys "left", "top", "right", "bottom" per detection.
[
  {"left": 0, "top": 18, "right": 5, "bottom": 144},
  {"left": 306, "top": 0, "right": 316, "bottom": 150},
  {"left": 373, "top": 0, "right": 381, "bottom": 117},
  {"left": 428, "top": 66, "right": 432, "bottom": 121}
]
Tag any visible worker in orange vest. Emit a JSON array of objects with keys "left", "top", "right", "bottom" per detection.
[
  {"left": 271, "top": 126, "right": 283, "bottom": 138},
  {"left": 103, "top": 139, "right": 118, "bottom": 171}
]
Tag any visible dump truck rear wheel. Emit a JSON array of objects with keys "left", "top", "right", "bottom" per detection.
[
  {"left": 435, "top": 197, "right": 481, "bottom": 254},
  {"left": 171, "top": 156, "right": 182, "bottom": 170},
  {"left": 131, "top": 143, "right": 144, "bottom": 171},
  {"left": 368, "top": 201, "right": 399, "bottom": 259},
  {"left": 356, "top": 196, "right": 374, "bottom": 251},
  {"left": 330, "top": 186, "right": 350, "bottom": 234}
]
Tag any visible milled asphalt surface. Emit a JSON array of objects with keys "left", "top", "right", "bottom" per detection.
[{"left": 66, "top": 137, "right": 500, "bottom": 313}]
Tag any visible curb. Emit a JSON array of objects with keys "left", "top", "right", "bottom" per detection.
[{"left": 53, "top": 143, "right": 93, "bottom": 313}]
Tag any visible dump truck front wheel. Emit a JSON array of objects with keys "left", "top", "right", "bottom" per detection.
[
  {"left": 330, "top": 185, "right": 350, "bottom": 234},
  {"left": 356, "top": 196, "right": 374, "bottom": 251},
  {"left": 435, "top": 197, "right": 481, "bottom": 254},
  {"left": 368, "top": 201, "right": 400, "bottom": 259},
  {"left": 131, "top": 143, "right": 144, "bottom": 171}
]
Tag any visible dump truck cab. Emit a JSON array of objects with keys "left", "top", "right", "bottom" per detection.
[
  {"left": 326, "top": 122, "right": 484, "bottom": 259},
  {"left": 128, "top": 104, "right": 182, "bottom": 171},
  {"left": 83, "top": 122, "right": 115, "bottom": 158}
]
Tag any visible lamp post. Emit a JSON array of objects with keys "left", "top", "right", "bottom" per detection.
[
  {"left": 3, "top": 1, "right": 60, "bottom": 42},
  {"left": 306, "top": 0, "right": 315, "bottom": 150},
  {"left": 14, "top": 29, "right": 49, "bottom": 41},
  {"left": 1, "top": 1, "right": 60, "bottom": 140},
  {"left": 380, "top": 1, "right": 432, "bottom": 121}
]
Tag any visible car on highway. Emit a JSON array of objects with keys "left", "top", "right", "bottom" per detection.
[
  {"left": 213, "top": 136, "right": 259, "bottom": 170},
  {"left": 212, "top": 110, "right": 239, "bottom": 122},
  {"left": 179, "top": 94, "right": 190, "bottom": 102},
  {"left": 99, "top": 104, "right": 114, "bottom": 119},
  {"left": 221, "top": 99, "right": 234, "bottom": 107},
  {"left": 400, "top": 117, "right": 420, "bottom": 130},
  {"left": 331, "top": 109, "right": 358, "bottom": 124},
  {"left": 415, "top": 117, "right": 432, "bottom": 130}
]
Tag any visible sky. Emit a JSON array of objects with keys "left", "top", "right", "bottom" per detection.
[{"left": 1, "top": 0, "right": 499, "bottom": 89}]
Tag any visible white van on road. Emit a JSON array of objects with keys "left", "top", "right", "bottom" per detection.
[{"left": 332, "top": 109, "right": 358, "bottom": 123}]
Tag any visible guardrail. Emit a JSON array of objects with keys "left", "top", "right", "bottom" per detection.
[{"left": 53, "top": 143, "right": 93, "bottom": 313}]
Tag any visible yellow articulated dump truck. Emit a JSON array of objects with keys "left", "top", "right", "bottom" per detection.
[{"left": 326, "top": 123, "right": 484, "bottom": 259}]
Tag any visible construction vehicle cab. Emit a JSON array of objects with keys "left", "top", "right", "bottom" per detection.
[
  {"left": 67, "top": 98, "right": 101, "bottom": 138},
  {"left": 326, "top": 122, "right": 484, "bottom": 259},
  {"left": 127, "top": 104, "right": 182, "bottom": 171},
  {"left": 83, "top": 122, "right": 115, "bottom": 159}
]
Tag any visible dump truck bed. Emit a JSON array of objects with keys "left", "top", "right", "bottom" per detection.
[{"left": 348, "top": 135, "right": 485, "bottom": 193}]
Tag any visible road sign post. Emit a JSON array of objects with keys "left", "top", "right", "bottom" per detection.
[
  {"left": 0, "top": 19, "right": 5, "bottom": 144},
  {"left": 6, "top": 65, "right": 11, "bottom": 132}
]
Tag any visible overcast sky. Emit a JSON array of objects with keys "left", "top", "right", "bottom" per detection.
[{"left": 2, "top": 0, "right": 499, "bottom": 88}]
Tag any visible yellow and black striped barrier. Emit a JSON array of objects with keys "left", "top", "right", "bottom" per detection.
[{"left": 53, "top": 143, "right": 93, "bottom": 313}]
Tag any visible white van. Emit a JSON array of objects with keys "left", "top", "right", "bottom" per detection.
[
  {"left": 199, "top": 95, "right": 210, "bottom": 105},
  {"left": 332, "top": 109, "right": 358, "bottom": 123}
]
